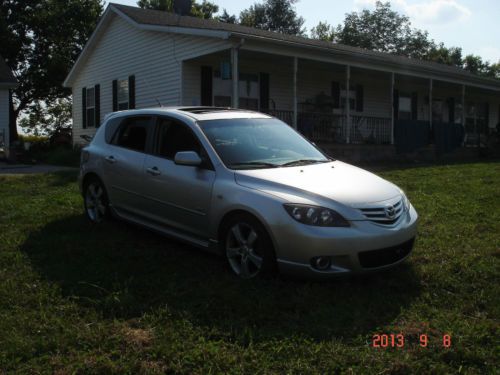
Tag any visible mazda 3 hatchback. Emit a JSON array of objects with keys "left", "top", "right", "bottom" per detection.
[{"left": 79, "top": 107, "right": 418, "bottom": 279}]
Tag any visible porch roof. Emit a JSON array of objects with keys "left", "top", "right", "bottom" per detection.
[{"left": 111, "top": 3, "right": 500, "bottom": 91}]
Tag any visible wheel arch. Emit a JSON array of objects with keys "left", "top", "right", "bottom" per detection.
[{"left": 216, "top": 209, "right": 278, "bottom": 257}]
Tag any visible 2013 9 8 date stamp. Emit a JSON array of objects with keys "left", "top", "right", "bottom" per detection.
[{"left": 372, "top": 333, "right": 452, "bottom": 348}]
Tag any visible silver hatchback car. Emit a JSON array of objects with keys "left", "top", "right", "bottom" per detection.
[{"left": 79, "top": 107, "right": 418, "bottom": 279}]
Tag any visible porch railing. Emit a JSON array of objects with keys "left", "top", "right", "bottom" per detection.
[
  {"left": 350, "top": 115, "right": 392, "bottom": 145},
  {"left": 264, "top": 109, "right": 391, "bottom": 145}
]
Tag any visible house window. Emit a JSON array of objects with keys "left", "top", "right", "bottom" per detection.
[
  {"left": 340, "top": 83, "right": 356, "bottom": 110},
  {"left": 398, "top": 95, "right": 412, "bottom": 120},
  {"left": 86, "top": 87, "right": 95, "bottom": 128},
  {"left": 117, "top": 79, "right": 129, "bottom": 110}
]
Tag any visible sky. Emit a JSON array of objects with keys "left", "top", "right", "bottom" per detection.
[{"left": 109, "top": 0, "right": 500, "bottom": 64}]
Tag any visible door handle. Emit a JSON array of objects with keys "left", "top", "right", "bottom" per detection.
[
  {"left": 105, "top": 155, "right": 116, "bottom": 164},
  {"left": 146, "top": 166, "right": 161, "bottom": 176}
]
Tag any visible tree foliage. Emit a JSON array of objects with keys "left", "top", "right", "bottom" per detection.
[
  {"left": 19, "top": 98, "right": 72, "bottom": 136},
  {"left": 0, "top": 0, "right": 103, "bottom": 141},
  {"left": 310, "top": 1, "right": 499, "bottom": 79},
  {"left": 137, "top": 0, "right": 219, "bottom": 19},
  {"left": 217, "top": 9, "right": 237, "bottom": 24},
  {"left": 239, "top": 0, "right": 305, "bottom": 36}
]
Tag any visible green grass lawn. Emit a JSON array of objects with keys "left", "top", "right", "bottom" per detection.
[{"left": 0, "top": 162, "right": 498, "bottom": 374}]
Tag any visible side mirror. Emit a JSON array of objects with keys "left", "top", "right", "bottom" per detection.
[{"left": 174, "top": 151, "right": 202, "bottom": 167}]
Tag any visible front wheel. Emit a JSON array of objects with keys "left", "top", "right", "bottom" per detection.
[
  {"left": 222, "top": 214, "right": 276, "bottom": 279},
  {"left": 83, "top": 177, "right": 109, "bottom": 223}
]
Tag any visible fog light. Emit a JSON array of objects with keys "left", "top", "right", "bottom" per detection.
[{"left": 312, "top": 256, "right": 331, "bottom": 271}]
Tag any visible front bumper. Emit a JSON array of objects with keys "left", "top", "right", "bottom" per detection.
[{"left": 273, "top": 205, "right": 418, "bottom": 278}]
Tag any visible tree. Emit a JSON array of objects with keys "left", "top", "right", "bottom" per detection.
[
  {"left": 0, "top": 0, "right": 103, "bottom": 142},
  {"left": 218, "top": 9, "right": 237, "bottom": 24},
  {"left": 310, "top": 21, "right": 335, "bottom": 42},
  {"left": 19, "top": 98, "right": 72, "bottom": 136},
  {"left": 310, "top": 1, "right": 498, "bottom": 79},
  {"left": 137, "top": 0, "right": 171, "bottom": 11},
  {"left": 137, "top": 0, "right": 219, "bottom": 19},
  {"left": 333, "top": 1, "right": 419, "bottom": 55},
  {"left": 191, "top": 0, "right": 219, "bottom": 19},
  {"left": 239, "top": 0, "right": 305, "bottom": 36}
]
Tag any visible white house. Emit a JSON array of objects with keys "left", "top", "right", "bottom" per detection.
[
  {"left": 0, "top": 55, "right": 17, "bottom": 159},
  {"left": 64, "top": 3, "right": 500, "bottom": 157}
]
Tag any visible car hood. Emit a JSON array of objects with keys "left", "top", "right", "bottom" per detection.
[{"left": 234, "top": 161, "right": 401, "bottom": 207}]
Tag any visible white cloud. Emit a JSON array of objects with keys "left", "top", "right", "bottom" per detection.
[
  {"left": 353, "top": 0, "right": 471, "bottom": 25},
  {"left": 475, "top": 46, "right": 500, "bottom": 64}
]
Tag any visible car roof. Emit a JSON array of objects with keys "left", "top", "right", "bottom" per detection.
[{"left": 104, "top": 107, "right": 273, "bottom": 122}]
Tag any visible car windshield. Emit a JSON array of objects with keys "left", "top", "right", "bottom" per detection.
[{"left": 198, "top": 118, "right": 331, "bottom": 169}]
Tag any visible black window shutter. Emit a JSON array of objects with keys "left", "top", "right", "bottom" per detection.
[
  {"left": 112, "top": 80, "right": 118, "bottom": 112},
  {"left": 82, "top": 87, "right": 87, "bottom": 129},
  {"left": 128, "top": 75, "right": 136, "bottom": 109},
  {"left": 411, "top": 92, "right": 418, "bottom": 120},
  {"left": 448, "top": 97, "right": 455, "bottom": 124},
  {"left": 393, "top": 89, "right": 399, "bottom": 120},
  {"left": 200, "top": 66, "right": 213, "bottom": 106},
  {"left": 332, "top": 82, "right": 340, "bottom": 109},
  {"left": 259, "top": 72, "right": 270, "bottom": 111},
  {"left": 355, "top": 84, "right": 364, "bottom": 112},
  {"left": 95, "top": 84, "right": 100, "bottom": 127}
]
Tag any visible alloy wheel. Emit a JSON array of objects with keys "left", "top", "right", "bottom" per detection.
[
  {"left": 85, "top": 182, "right": 107, "bottom": 223},
  {"left": 225, "top": 222, "right": 264, "bottom": 279}
]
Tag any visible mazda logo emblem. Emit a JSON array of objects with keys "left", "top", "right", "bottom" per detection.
[{"left": 384, "top": 205, "right": 396, "bottom": 219}]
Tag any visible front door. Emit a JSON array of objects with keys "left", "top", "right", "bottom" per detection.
[{"left": 142, "top": 117, "right": 216, "bottom": 239}]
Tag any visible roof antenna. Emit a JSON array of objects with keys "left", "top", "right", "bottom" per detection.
[{"left": 142, "top": 76, "right": 163, "bottom": 107}]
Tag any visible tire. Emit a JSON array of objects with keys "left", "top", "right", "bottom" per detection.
[
  {"left": 221, "top": 213, "right": 276, "bottom": 279},
  {"left": 83, "top": 177, "right": 110, "bottom": 223}
]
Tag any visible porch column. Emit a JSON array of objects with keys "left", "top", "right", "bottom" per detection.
[
  {"left": 231, "top": 47, "right": 239, "bottom": 108},
  {"left": 293, "top": 56, "right": 298, "bottom": 129},
  {"left": 346, "top": 65, "right": 351, "bottom": 144},
  {"left": 461, "top": 84, "right": 466, "bottom": 146},
  {"left": 429, "top": 78, "right": 433, "bottom": 130},
  {"left": 461, "top": 85, "right": 466, "bottom": 126},
  {"left": 390, "top": 72, "right": 395, "bottom": 145}
]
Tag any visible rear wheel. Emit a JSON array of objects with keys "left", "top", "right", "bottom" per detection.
[
  {"left": 83, "top": 177, "right": 109, "bottom": 223},
  {"left": 222, "top": 214, "right": 276, "bottom": 279}
]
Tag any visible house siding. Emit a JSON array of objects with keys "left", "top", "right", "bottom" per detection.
[
  {"left": 71, "top": 14, "right": 231, "bottom": 145},
  {"left": 0, "top": 89, "right": 9, "bottom": 151}
]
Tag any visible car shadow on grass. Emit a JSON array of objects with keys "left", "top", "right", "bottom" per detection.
[{"left": 21, "top": 214, "right": 421, "bottom": 343}]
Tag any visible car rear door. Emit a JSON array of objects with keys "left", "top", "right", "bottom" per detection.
[
  {"left": 101, "top": 115, "right": 154, "bottom": 218},
  {"left": 142, "top": 116, "right": 216, "bottom": 239}
]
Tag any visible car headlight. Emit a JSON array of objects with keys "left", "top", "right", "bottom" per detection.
[
  {"left": 401, "top": 191, "right": 411, "bottom": 212},
  {"left": 284, "top": 204, "right": 350, "bottom": 227}
]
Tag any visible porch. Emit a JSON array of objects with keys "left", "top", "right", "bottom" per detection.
[{"left": 182, "top": 48, "right": 499, "bottom": 156}]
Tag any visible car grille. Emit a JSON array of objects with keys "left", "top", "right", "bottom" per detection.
[
  {"left": 359, "top": 198, "right": 404, "bottom": 225},
  {"left": 358, "top": 238, "right": 415, "bottom": 268}
]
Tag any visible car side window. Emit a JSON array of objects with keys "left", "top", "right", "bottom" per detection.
[
  {"left": 113, "top": 117, "right": 151, "bottom": 152},
  {"left": 155, "top": 118, "right": 213, "bottom": 170},
  {"left": 156, "top": 118, "right": 201, "bottom": 158}
]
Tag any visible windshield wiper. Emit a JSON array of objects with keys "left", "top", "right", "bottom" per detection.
[
  {"left": 229, "top": 161, "right": 281, "bottom": 169},
  {"left": 281, "top": 159, "right": 329, "bottom": 167}
]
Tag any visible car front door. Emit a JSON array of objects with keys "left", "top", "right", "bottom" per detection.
[
  {"left": 101, "top": 116, "right": 153, "bottom": 218},
  {"left": 142, "top": 117, "right": 216, "bottom": 239}
]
